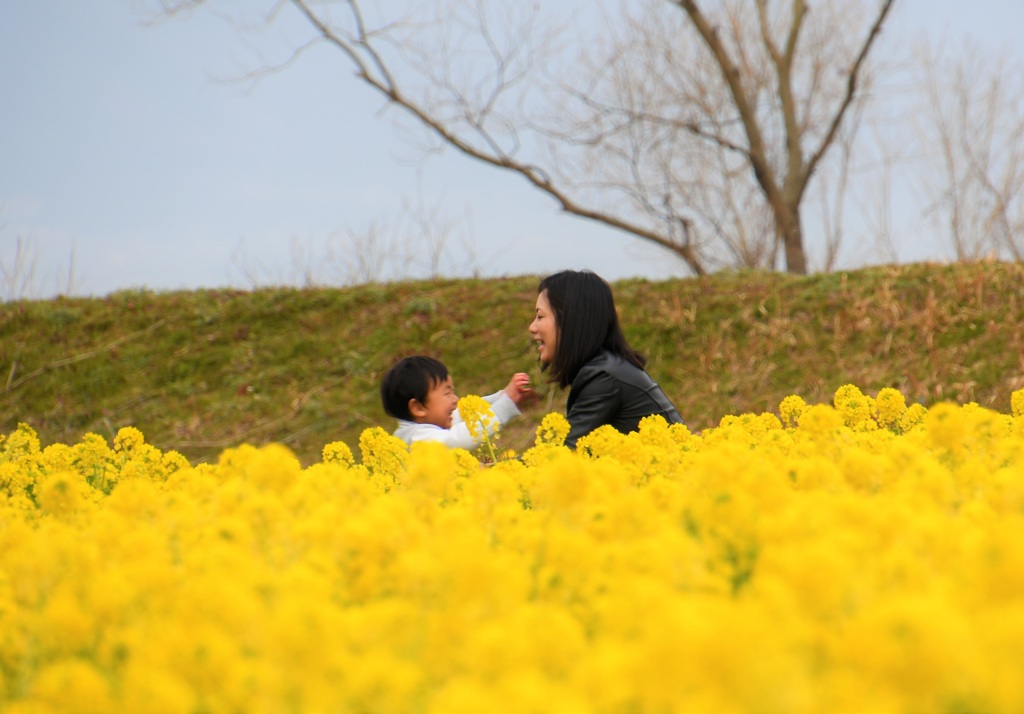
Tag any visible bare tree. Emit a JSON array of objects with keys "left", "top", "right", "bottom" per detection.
[
  {"left": 0, "top": 232, "right": 79, "bottom": 302},
  {"left": 918, "top": 40, "right": 1024, "bottom": 261},
  {"left": 228, "top": 188, "right": 478, "bottom": 288},
  {"left": 150, "top": 0, "right": 897, "bottom": 275},
  {"left": 0, "top": 236, "right": 40, "bottom": 302}
]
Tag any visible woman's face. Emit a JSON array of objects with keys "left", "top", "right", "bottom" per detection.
[{"left": 530, "top": 289, "right": 558, "bottom": 365}]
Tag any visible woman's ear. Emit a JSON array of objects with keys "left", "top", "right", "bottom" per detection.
[{"left": 408, "top": 398, "right": 427, "bottom": 419}]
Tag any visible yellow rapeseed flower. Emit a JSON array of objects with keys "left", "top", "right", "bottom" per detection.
[
  {"left": 779, "top": 395, "right": 807, "bottom": 428},
  {"left": 4, "top": 390, "right": 1024, "bottom": 712},
  {"left": 322, "top": 440, "right": 355, "bottom": 467},
  {"left": 901, "top": 402, "right": 928, "bottom": 433},
  {"left": 35, "top": 471, "right": 88, "bottom": 518},
  {"left": 358, "top": 427, "right": 409, "bottom": 487},
  {"left": 457, "top": 394, "right": 500, "bottom": 462},
  {"left": 797, "top": 403, "right": 843, "bottom": 437},
  {"left": 113, "top": 426, "right": 145, "bottom": 453},
  {"left": 535, "top": 412, "right": 571, "bottom": 447},
  {"left": 27, "top": 659, "right": 112, "bottom": 714},
  {"left": 876, "top": 387, "right": 908, "bottom": 431},
  {"left": 457, "top": 395, "right": 499, "bottom": 442},
  {"left": 1012, "top": 388, "right": 1024, "bottom": 418},
  {"left": 834, "top": 384, "right": 878, "bottom": 431}
]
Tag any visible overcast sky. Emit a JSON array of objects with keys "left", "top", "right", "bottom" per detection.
[{"left": 2, "top": 1, "right": 1022, "bottom": 300}]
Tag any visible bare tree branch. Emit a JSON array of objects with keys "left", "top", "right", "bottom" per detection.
[
  {"left": 147, "top": 0, "right": 902, "bottom": 276},
  {"left": 289, "top": 0, "right": 708, "bottom": 273},
  {"left": 919, "top": 39, "right": 1024, "bottom": 261},
  {"left": 803, "top": 0, "right": 895, "bottom": 193}
]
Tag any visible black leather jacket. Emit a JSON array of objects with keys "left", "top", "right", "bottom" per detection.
[{"left": 564, "top": 350, "right": 683, "bottom": 449}]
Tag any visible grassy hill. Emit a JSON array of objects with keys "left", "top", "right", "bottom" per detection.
[{"left": 3, "top": 261, "right": 1023, "bottom": 465}]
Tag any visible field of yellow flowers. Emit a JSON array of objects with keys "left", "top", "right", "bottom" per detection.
[{"left": 3, "top": 385, "right": 1024, "bottom": 713}]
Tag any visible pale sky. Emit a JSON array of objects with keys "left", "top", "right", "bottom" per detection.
[{"left": 1, "top": 1, "right": 1022, "bottom": 299}]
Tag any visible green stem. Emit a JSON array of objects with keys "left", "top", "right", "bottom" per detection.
[{"left": 479, "top": 420, "right": 499, "bottom": 463}]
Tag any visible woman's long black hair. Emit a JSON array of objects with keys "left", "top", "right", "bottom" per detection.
[{"left": 538, "top": 270, "right": 645, "bottom": 388}]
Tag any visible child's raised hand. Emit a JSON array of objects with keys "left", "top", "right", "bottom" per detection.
[{"left": 504, "top": 372, "right": 537, "bottom": 407}]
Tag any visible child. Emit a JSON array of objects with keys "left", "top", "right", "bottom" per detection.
[{"left": 380, "top": 355, "right": 533, "bottom": 449}]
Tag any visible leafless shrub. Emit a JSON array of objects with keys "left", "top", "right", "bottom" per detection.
[
  {"left": 918, "top": 40, "right": 1024, "bottom": 261},
  {"left": 229, "top": 190, "right": 478, "bottom": 288},
  {"left": 0, "top": 232, "right": 79, "bottom": 302}
]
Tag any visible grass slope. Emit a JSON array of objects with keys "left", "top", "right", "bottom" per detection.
[{"left": 3, "top": 261, "right": 1023, "bottom": 465}]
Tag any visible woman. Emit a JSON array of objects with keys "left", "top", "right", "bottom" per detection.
[{"left": 529, "top": 269, "right": 683, "bottom": 449}]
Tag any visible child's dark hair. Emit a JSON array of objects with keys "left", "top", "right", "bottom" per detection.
[
  {"left": 380, "top": 355, "right": 450, "bottom": 420},
  {"left": 538, "top": 269, "right": 645, "bottom": 388}
]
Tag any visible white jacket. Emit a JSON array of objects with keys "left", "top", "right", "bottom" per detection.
[{"left": 392, "top": 391, "right": 520, "bottom": 450}]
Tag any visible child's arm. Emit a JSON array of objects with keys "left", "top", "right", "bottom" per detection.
[
  {"left": 473, "top": 375, "right": 532, "bottom": 431},
  {"left": 397, "top": 420, "right": 486, "bottom": 450},
  {"left": 502, "top": 372, "right": 536, "bottom": 408},
  {"left": 398, "top": 375, "right": 534, "bottom": 450}
]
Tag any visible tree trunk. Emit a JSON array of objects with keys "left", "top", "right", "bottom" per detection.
[{"left": 779, "top": 205, "right": 808, "bottom": 274}]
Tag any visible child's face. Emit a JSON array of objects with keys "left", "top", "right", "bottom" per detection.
[{"left": 415, "top": 375, "right": 459, "bottom": 428}]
